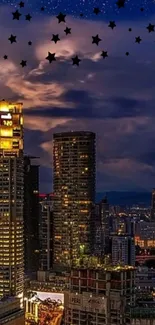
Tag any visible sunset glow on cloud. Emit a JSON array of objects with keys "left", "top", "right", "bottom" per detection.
[{"left": 0, "top": 2, "right": 155, "bottom": 192}]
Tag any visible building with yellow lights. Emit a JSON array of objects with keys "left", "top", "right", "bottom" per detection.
[
  {"left": 53, "top": 132, "right": 96, "bottom": 268},
  {"left": 0, "top": 100, "right": 24, "bottom": 300}
]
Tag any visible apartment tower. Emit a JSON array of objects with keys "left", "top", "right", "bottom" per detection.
[
  {"left": 0, "top": 100, "right": 24, "bottom": 299},
  {"left": 53, "top": 131, "right": 96, "bottom": 267}
]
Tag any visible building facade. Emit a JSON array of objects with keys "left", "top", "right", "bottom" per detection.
[
  {"left": 53, "top": 131, "right": 96, "bottom": 267},
  {"left": 112, "top": 235, "right": 135, "bottom": 266},
  {"left": 0, "top": 100, "right": 24, "bottom": 299},
  {"left": 39, "top": 194, "right": 54, "bottom": 271},
  {"left": 64, "top": 263, "right": 135, "bottom": 325},
  {"left": 24, "top": 156, "right": 40, "bottom": 274},
  {"left": 0, "top": 298, "right": 24, "bottom": 325}
]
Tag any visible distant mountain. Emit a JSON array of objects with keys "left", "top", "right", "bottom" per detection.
[{"left": 96, "top": 191, "right": 151, "bottom": 207}]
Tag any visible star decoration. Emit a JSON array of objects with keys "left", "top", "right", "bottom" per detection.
[
  {"left": 19, "top": 1, "right": 24, "bottom": 7},
  {"left": 108, "top": 21, "right": 116, "bottom": 29},
  {"left": 25, "top": 14, "right": 32, "bottom": 21},
  {"left": 20, "top": 60, "right": 27, "bottom": 67},
  {"left": 3, "top": 55, "right": 8, "bottom": 60},
  {"left": 72, "top": 55, "right": 81, "bottom": 66},
  {"left": 8, "top": 34, "right": 17, "bottom": 44},
  {"left": 41, "top": 7, "right": 44, "bottom": 11},
  {"left": 126, "top": 52, "right": 129, "bottom": 56},
  {"left": 12, "top": 10, "right": 21, "bottom": 20},
  {"left": 51, "top": 34, "right": 60, "bottom": 43},
  {"left": 92, "top": 34, "right": 102, "bottom": 46},
  {"left": 64, "top": 27, "right": 71, "bottom": 35},
  {"left": 116, "top": 0, "right": 125, "bottom": 8},
  {"left": 46, "top": 52, "right": 56, "bottom": 63},
  {"left": 101, "top": 51, "right": 108, "bottom": 59},
  {"left": 28, "top": 41, "right": 32, "bottom": 45},
  {"left": 135, "top": 36, "right": 142, "bottom": 43},
  {"left": 146, "top": 23, "right": 155, "bottom": 33},
  {"left": 128, "top": 28, "right": 132, "bottom": 32},
  {"left": 56, "top": 12, "right": 66, "bottom": 23},
  {"left": 93, "top": 7, "right": 101, "bottom": 15}
]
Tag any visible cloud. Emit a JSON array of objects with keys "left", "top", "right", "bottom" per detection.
[{"left": 0, "top": 5, "right": 155, "bottom": 191}]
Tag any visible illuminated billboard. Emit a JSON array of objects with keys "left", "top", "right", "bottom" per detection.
[
  {"left": 31, "top": 291, "right": 64, "bottom": 303},
  {"left": 25, "top": 291, "right": 64, "bottom": 325}
]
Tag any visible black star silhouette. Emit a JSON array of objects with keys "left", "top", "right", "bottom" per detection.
[
  {"left": 80, "top": 13, "right": 83, "bottom": 17},
  {"left": 28, "top": 41, "right": 32, "bottom": 45},
  {"left": 108, "top": 21, "right": 116, "bottom": 29},
  {"left": 19, "top": 1, "right": 24, "bottom": 7},
  {"left": 140, "top": 7, "right": 144, "bottom": 11},
  {"left": 12, "top": 10, "right": 21, "bottom": 20},
  {"left": 25, "top": 14, "right": 32, "bottom": 21},
  {"left": 92, "top": 34, "right": 102, "bottom": 45},
  {"left": 101, "top": 51, "right": 108, "bottom": 59},
  {"left": 128, "top": 28, "right": 132, "bottom": 32},
  {"left": 3, "top": 55, "right": 8, "bottom": 60},
  {"left": 56, "top": 12, "right": 66, "bottom": 23},
  {"left": 116, "top": 0, "right": 125, "bottom": 8},
  {"left": 135, "top": 36, "right": 142, "bottom": 43},
  {"left": 51, "top": 34, "right": 60, "bottom": 43},
  {"left": 41, "top": 7, "right": 44, "bottom": 11},
  {"left": 64, "top": 27, "right": 71, "bottom": 35},
  {"left": 126, "top": 52, "right": 129, "bottom": 56},
  {"left": 8, "top": 34, "right": 17, "bottom": 44},
  {"left": 46, "top": 52, "right": 56, "bottom": 63},
  {"left": 93, "top": 7, "right": 101, "bottom": 15},
  {"left": 146, "top": 23, "right": 155, "bottom": 33},
  {"left": 20, "top": 60, "right": 27, "bottom": 67},
  {"left": 72, "top": 55, "right": 81, "bottom": 66}
]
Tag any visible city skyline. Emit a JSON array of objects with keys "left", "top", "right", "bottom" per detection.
[{"left": 0, "top": 1, "right": 155, "bottom": 192}]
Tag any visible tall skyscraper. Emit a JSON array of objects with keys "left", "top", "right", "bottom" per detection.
[
  {"left": 24, "top": 156, "right": 40, "bottom": 274},
  {"left": 39, "top": 193, "right": 54, "bottom": 271},
  {"left": 0, "top": 100, "right": 24, "bottom": 299},
  {"left": 151, "top": 188, "right": 155, "bottom": 221},
  {"left": 53, "top": 131, "right": 96, "bottom": 267}
]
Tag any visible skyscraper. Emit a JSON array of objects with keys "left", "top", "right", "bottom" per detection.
[
  {"left": 53, "top": 131, "right": 96, "bottom": 268},
  {"left": 24, "top": 156, "right": 40, "bottom": 274},
  {"left": 39, "top": 193, "right": 54, "bottom": 271},
  {"left": 0, "top": 100, "right": 24, "bottom": 300}
]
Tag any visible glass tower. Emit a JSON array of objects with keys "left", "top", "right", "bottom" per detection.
[
  {"left": 0, "top": 100, "right": 24, "bottom": 300},
  {"left": 53, "top": 131, "right": 96, "bottom": 268}
]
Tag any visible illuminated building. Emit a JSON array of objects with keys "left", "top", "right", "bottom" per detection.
[
  {"left": 0, "top": 297, "right": 24, "bottom": 325},
  {"left": 112, "top": 235, "right": 135, "bottom": 266},
  {"left": 53, "top": 131, "right": 96, "bottom": 267},
  {"left": 24, "top": 156, "right": 40, "bottom": 274},
  {"left": 0, "top": 100, "right": 24, "bottom": 300},
  {"left": 39, "top": 194, "right": 54, "bottom": 271},
  {"left": 151, "top": 188, "right": 155, "bottom": 221},
  {"left": 135, "top": 221, "right": 155, "bottom": 248},
  {"left": 64, "top": 260, "right": 135, "bottom": 325}
]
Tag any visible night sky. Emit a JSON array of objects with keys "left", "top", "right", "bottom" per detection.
[{"left": 0, "top": 0, "right": 155, "bottom": 193}]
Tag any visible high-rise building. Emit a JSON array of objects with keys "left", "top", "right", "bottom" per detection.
[
  {"left": 64, "top": 260, "right": 135, "bottom": 325},
  {"left": 24, "top": 156, "right": 40, "bottom": 274},
  {"left": 151, "top": 188, "right": 155, "bottom": 221},
  {"left": 53, "top": 131, "right": 96, "bottom": 267},
  {"left": 39, "top": 193, "right": 54, "bottom": 271},
  {"left": 0, "top": 100, "right": 24, "bottom": 300},
  {"left": 112, "top": 235, "right": 135, "bottom": 266},
  {"left": 91, "top": 197, "right": 111, "bottom": 257}
]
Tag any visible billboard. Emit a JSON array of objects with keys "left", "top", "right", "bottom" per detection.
[
  {"left": 67, "top": 292, "right": 106, "bottom": 313},
  {"left": 31, "top": 291, "right": 64, "bottom": 304}
]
